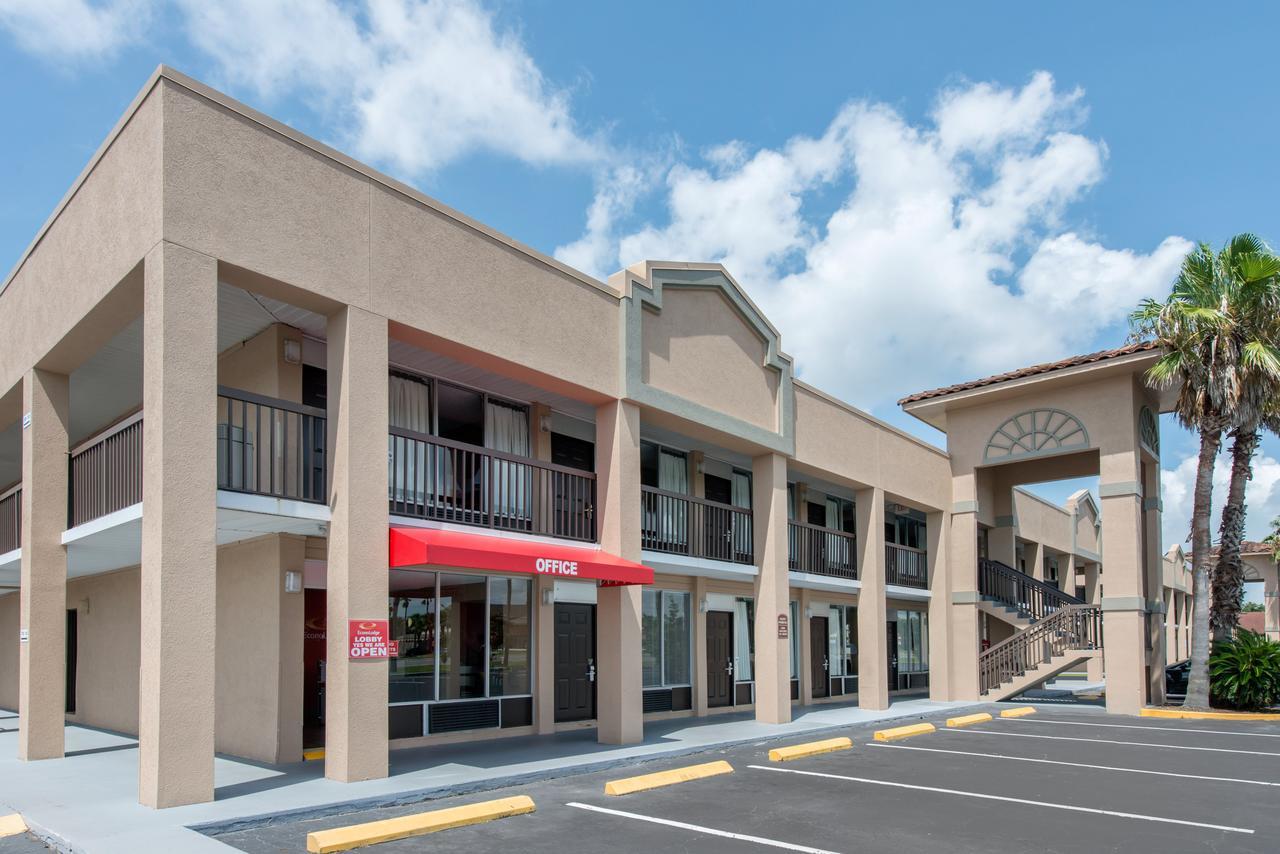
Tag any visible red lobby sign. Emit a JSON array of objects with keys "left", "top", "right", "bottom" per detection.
[{"left": 348, "top": 620, "right": 397, "bottom": 659}]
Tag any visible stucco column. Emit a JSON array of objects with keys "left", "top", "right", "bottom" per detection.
[
  {"left": 926, "top": 510, "right": 950, "bottom": 701},
  {"left": 988, "top": 486, "right": 1017, "bottom": 568},
  {"left": 534, "top": 575, "right": 555, "bottom": 734},
  {"left": 18, "top": 369, "right": 69, "bottom": 761},
  {"left": 1060, "top": 553, "right": 1077, "bottom": 596},
  {"left": 595, "top": 400, "right": 642, "bottom": 744},
  {"left": 1141, "top": 462, "right": 1165, "bottom": 705},
  {"left": 856, "top": 486, "right": 889, "bottom": 709},
  {"left": 948, "top": 474, "right": 981, "bottom": 700},
  {"left": 138, "top": 243, "right": 218, "bottom": 808},
  {"left": 1028, "top": 540, "right": 1046, "bottom": 583},
  {"left": 1265, "top": 565, "right": 1279, "bottom": 642},
  {"left": 752, "top": 452, "right": 790, "bottom": 724},
  {"left": 1163, "top": 589, "right": 1176, "bottom": 666},
  {"left": 1099, "top": 452, "right": 1146, "bottom": 715},
  {"left": 692, "top": 575, "right": 709, "bottom": 716},
  {"left": 324, "top": 306, "right": 389, "bottom": 782},
  {"left": 1083, "top": 562, "right": 1104, "bottom": 681}
]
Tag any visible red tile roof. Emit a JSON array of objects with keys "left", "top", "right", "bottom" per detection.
[
  {"left": 1240, "top": 612, "right": 1265, "bottom": 635},
  {"left": 898, "top": 341, "right": 1160, "bottom": 406}
]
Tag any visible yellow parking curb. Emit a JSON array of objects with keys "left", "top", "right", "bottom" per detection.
[
  {"left": 305, "top": 795, "right": 535, "bottom": 853},
  {"left": 767, "top": 737, "right": 852, "bottom": 762},
  {"left": 946, "top": 713, "right": 993, "bottom": 728},
  {"left": 1141, "top": 708, "right": 1280, "bottom": 722},
  {"left": 1000, "top": 707, "right": 1037, "bottom": 718},
  {"left": 0, "top": 814, "right": 27, "bottom": 839},
  {"left": 604, "top": 760, "right": 734, "bottom": 795},
  {"left": 873, "top": 722, "right": 936, "bottom": 741},
  {"left": 302, "top": 748, "right": 325, "bottom": 761}
]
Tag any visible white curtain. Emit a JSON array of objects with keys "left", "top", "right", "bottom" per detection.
[
  {"left": 485, "top": 401, "right": 530, "bottom": 519},
  {"left": 733, "top": 598, "right": 754, "bottom": 682},
  {"left": 828, "top": 605, "right": 844, "bottom": 677},
  {"left": 731, "top": 471, "right": 751, "bottom": 558},
  {"left": 389, "top": 375, "right": 431, "bottom": 505},
  {"left": 658, "top": 450, "right": 688, "bottom": 546},
  {"left": 826, "top": 497, "right": 848, "bottom": 570}
]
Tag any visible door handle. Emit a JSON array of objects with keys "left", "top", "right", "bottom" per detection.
[
  {"left": 587, "top": 658, "right": 596, "bottom": 683},
  {"left": 823, "top": 657, "right": 829, "bottom": 672},
  {"left": 726, "top": 659, "right": 734, "bottom": 676}
]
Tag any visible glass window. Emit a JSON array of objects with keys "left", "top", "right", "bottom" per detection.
[
  {"left": 642, "top": 590, "right": 692, "bottom": 688},
  {"left": 734, "top": 598, "right": 755, "bottom": 681},
  {"left": 438, "top": 574, "right": 487, "bottom": 699},
  {"left": 488, "top": 577, "right": 531, "bottom": 696},
  {"left": 388, "top": 570, "right": 436, "bottom": 702},
  {"left": 894, "top": 610, "right": 928, "bottom": 673},
  {"left": 436, "top": 382, "right": 485, "bottom": 446},
  {"left": 827, "top": 605, "right": 857, "bottom": 677},
  {"left": 789, "top": 600, "right": 800, "bottom": 678}
]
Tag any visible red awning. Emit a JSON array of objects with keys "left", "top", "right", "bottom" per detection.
[{"left": 389, "top": 527, "right": 653, "bottom": 586}]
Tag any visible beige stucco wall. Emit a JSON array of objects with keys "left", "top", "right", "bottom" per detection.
[
  {"left": 1012, "top": 490, "right": 1073, "bottom": 554},
  {"left": 65, "top": 567, "right": 142, "bottom": 734},
  {"left": 792, "top": 383, "right": 949, "bottom": 511},
  {"left": 218, "top": 323, "right": 303, "bottom": 403},
  {"left": 641, "top": 289, "right": 780, "bottom": 433},
  {"left": 0, "top": 592, "right": 16, "bottom": 710}
]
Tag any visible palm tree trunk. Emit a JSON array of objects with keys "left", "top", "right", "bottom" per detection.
[
  {"left": 1211, "top": 427, "right": 1260, "bottom": 644},
  {"left": 1186, "top": 423, "right": 1224, "bottom": 710}
]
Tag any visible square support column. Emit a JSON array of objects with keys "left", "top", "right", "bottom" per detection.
[
  {"left": 1060, "top": 553, "right": 1077, "bottom": 596},
  {"left": 1099, "top": 475, "right": 1146, "bottom": 715},
  {"left": 988, "top": 486, "right": 1017, "bottom": 569},
  {"left": 138, "top": 243, "right": 218, "bottom": 808},
  {"left": 534, "top": 575, "right": 556, "bottom": 734},
  {"left": 692, "top": 575, "right": 709, "bottom": 717},
  {"left": 18, "top": 369, "right": 69, "bottom": 761},
  {"left": 1083, "top": 562, "right": 1104, "bottom": 681},
  {"left": 752, "top": 453, "right": 790, "bottom": 724},
  {"left": 1264, "top": 565, "right": 1279, "bottom": 642},
  {"left": 1028, "top": 541, "right": 1046, "bottom": 583},
  {"left": 324, "top": 306, "right": 389, "bottom": 782},
  {"left": 1141, "top": 462, "right": 1165, "bottom": 705},
  {"left": 948, "top": 479, "right": 981, "bottom": 700},
  {"left": 926, "top": 510, "right": 950, "bottom": 701},
  {"left": 595, "top": 400, "right": 642, "bottom": 744},
  {"left": 856, "top": 486, "right": 888, "bottom": 709},
  {"left": 797, "top": 587, "right": 813, "bottom": 705}
]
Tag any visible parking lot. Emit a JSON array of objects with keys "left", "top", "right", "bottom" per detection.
[{"left": 214, "top": 706, "right": 1280, "bottom": 853}]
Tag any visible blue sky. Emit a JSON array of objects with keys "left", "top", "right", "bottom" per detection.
[{"left": 1, "top": 1, "right": 1278, "bottom": 565}]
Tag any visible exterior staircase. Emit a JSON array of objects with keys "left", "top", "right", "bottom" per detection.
[{"left": 976, "top": 559, "right": 1103, "bottom": 701}]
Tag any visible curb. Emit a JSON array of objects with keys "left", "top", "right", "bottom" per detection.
[
  {"left": 767, "top": 738, "right": 852, "bottom": 762},
  {"left": 306, "top": 795, "right": 535, "bottom": 853},
  {"left": 873, "top": 723, "right": 936, "bottom": 741},
  {"left": 1141, "top": 707, "right": 1280, "bottom": 722},
  {"left": 604, "top": 760, "right": 733, "bottom": 795},
  {"left": 191, "top": 703, "right": 983, "bottom": 837},
  {"left": 945, "top": 713, "right": 992, "bottom": 728},
  {"left": 999, "top": 707, "right": 1036, "bottom": 718}
]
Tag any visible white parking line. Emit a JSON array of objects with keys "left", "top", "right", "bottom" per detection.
[
  {"left": 869, "top": 741, "right": 1280, "bottom": 787},
  {"left": 942, "top": 728, "right": 1280, "bottom": 756},
  {"left": 1006, "top": 718, "right": 1280, "bottom": 738},
  {"left": 566, "top": 802, "right": 842, "bottom": 853},
  {"left": 746, "top": 765, "right": 1253, "bottom": 835}
]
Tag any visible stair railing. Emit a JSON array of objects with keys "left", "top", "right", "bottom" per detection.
[
  {"left": 979, "top": 604, "right": 1102, "bottom": 695},
  {"left": 978, "top": 558, "right": 1083, "bottom": 621}
]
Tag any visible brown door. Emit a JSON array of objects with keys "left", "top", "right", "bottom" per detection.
[
  {"left": 886, "top": 620, "right": 899, "bottom": 692},
  {"left": 810, "top": 616, "right": 829, "bottom": 698},
  {"left": 706, "top": 611, "right": 734, "bottom": 707},
  {"left": 555, "top": 603, "right": 596, "bottom": 722}
]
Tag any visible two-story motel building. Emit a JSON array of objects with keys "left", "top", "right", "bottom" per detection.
[{"left": 0, "top": 67, "right": 1198, "bottom": 808}]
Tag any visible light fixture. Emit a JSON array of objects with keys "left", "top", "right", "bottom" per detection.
[
  {"left": 542, "top": 588, "right": 555, "bottom": 606},
  {"left": 284, "top": 570, "right": 302, "bottom": 593},
  {"left": 539, "top": 414, "right": 552, "bottom": 433},
  {"left": 698, "top": 596, "right": 709, "bottom": 613},
  {"left": 283, "top": 338, "right": 302, "bottom": 365}
]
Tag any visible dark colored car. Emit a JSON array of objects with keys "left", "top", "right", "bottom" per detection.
[{"left": 1165, "top": 659, "right": 1190, "bottom": 696}]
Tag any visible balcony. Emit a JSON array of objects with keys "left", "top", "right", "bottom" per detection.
[
  {"left": 640, "top": 486, "right": 753, "bottom": 564},
  {"left": 0, "top": 484, "right": 18, "bottom": 553},
  {"left": 389, "top": 428, "right": 596, "bottom": 542},
  {"left": 788, "top": 521, "right": 856, "bottom": 579},
  {"left": 886, "top": 543, "right": 928, "bottom": 589}
]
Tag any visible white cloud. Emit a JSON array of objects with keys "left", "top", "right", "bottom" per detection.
[
  {"left": 178, "top": 0, "right": 604, "bottom": 175},
  {"left": 0, "top": 0, "right": 149, "bottom": 62},
  {"left": 558, "top": 72, "right": 1192, "bottom": 407},
  {"left": 1161, "top": 448, "right": 1280, "bottom": 551}
]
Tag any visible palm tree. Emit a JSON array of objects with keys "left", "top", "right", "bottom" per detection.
[
  {"left": 1209, "top": 238, "right": 1280, "bottom": 642},
  {"left": 1130, "top": 234, "right": 1279, "bottom": 708}
]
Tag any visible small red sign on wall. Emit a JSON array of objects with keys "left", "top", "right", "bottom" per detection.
[{"left": 348, "top": 620, "right": 397, "bottom": 659}]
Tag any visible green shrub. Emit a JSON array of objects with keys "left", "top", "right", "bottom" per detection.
[{"left": 1209, "top": 630, "right": 1280, "bottom": 710}]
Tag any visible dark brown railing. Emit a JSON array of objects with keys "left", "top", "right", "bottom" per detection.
[
  {"left": 978, "top": 558, "right": 1082, "bottom": 621},
  {"left": 641, "top": 486, "right": 753, "bottom": 564},
  {"left": 218, "top": 387, "right": 326, "bottom": 503},
  {"left": 0, "top": 484, "right": 19, "bottom": 553},
  {"left": 68, "top": 414, "right": 143, "bottom": 527},
  {"left": 886, "top": 543, "right": 927, "bottom": 588},
  {"left": 389, "top": 429, "right": 596, "bottom": 542},
  {"left": 789, "top": 521, "right": 856, "bottom": 579},
  {"left": 979, "top": 604, "right": 1102, "bottom": 695}
]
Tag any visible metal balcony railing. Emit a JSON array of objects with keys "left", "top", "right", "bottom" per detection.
[
  {"left": 886, "top": 543, "right": 928, "bottom": 588},
  {"left": 978, "top": 557, "right": 1083, "bottom": 620},
  {"left": 217, "top": 387, "right": 327, "bottom": 504},
  {"left": 68, "top": 413, "right": 143, "bottom": 528},
  {"left": 979, "top": 604, "right": 1102, "bottom": 695},
  {"left": 788, "top": 521, "right": 856, "bottom": 579},
  {"left": 389, "top": 428, "right": 596, "bottom": 542},
  {"left": 640, "top": 486, "right": 753, "bottom": 564},
  {"left": 0, "top": 484, "right": 19, "bottom": 553}
]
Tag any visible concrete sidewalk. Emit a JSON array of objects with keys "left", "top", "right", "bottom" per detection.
[{"left": 0, "top": 698, "right": 974, "bottom": 853}]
